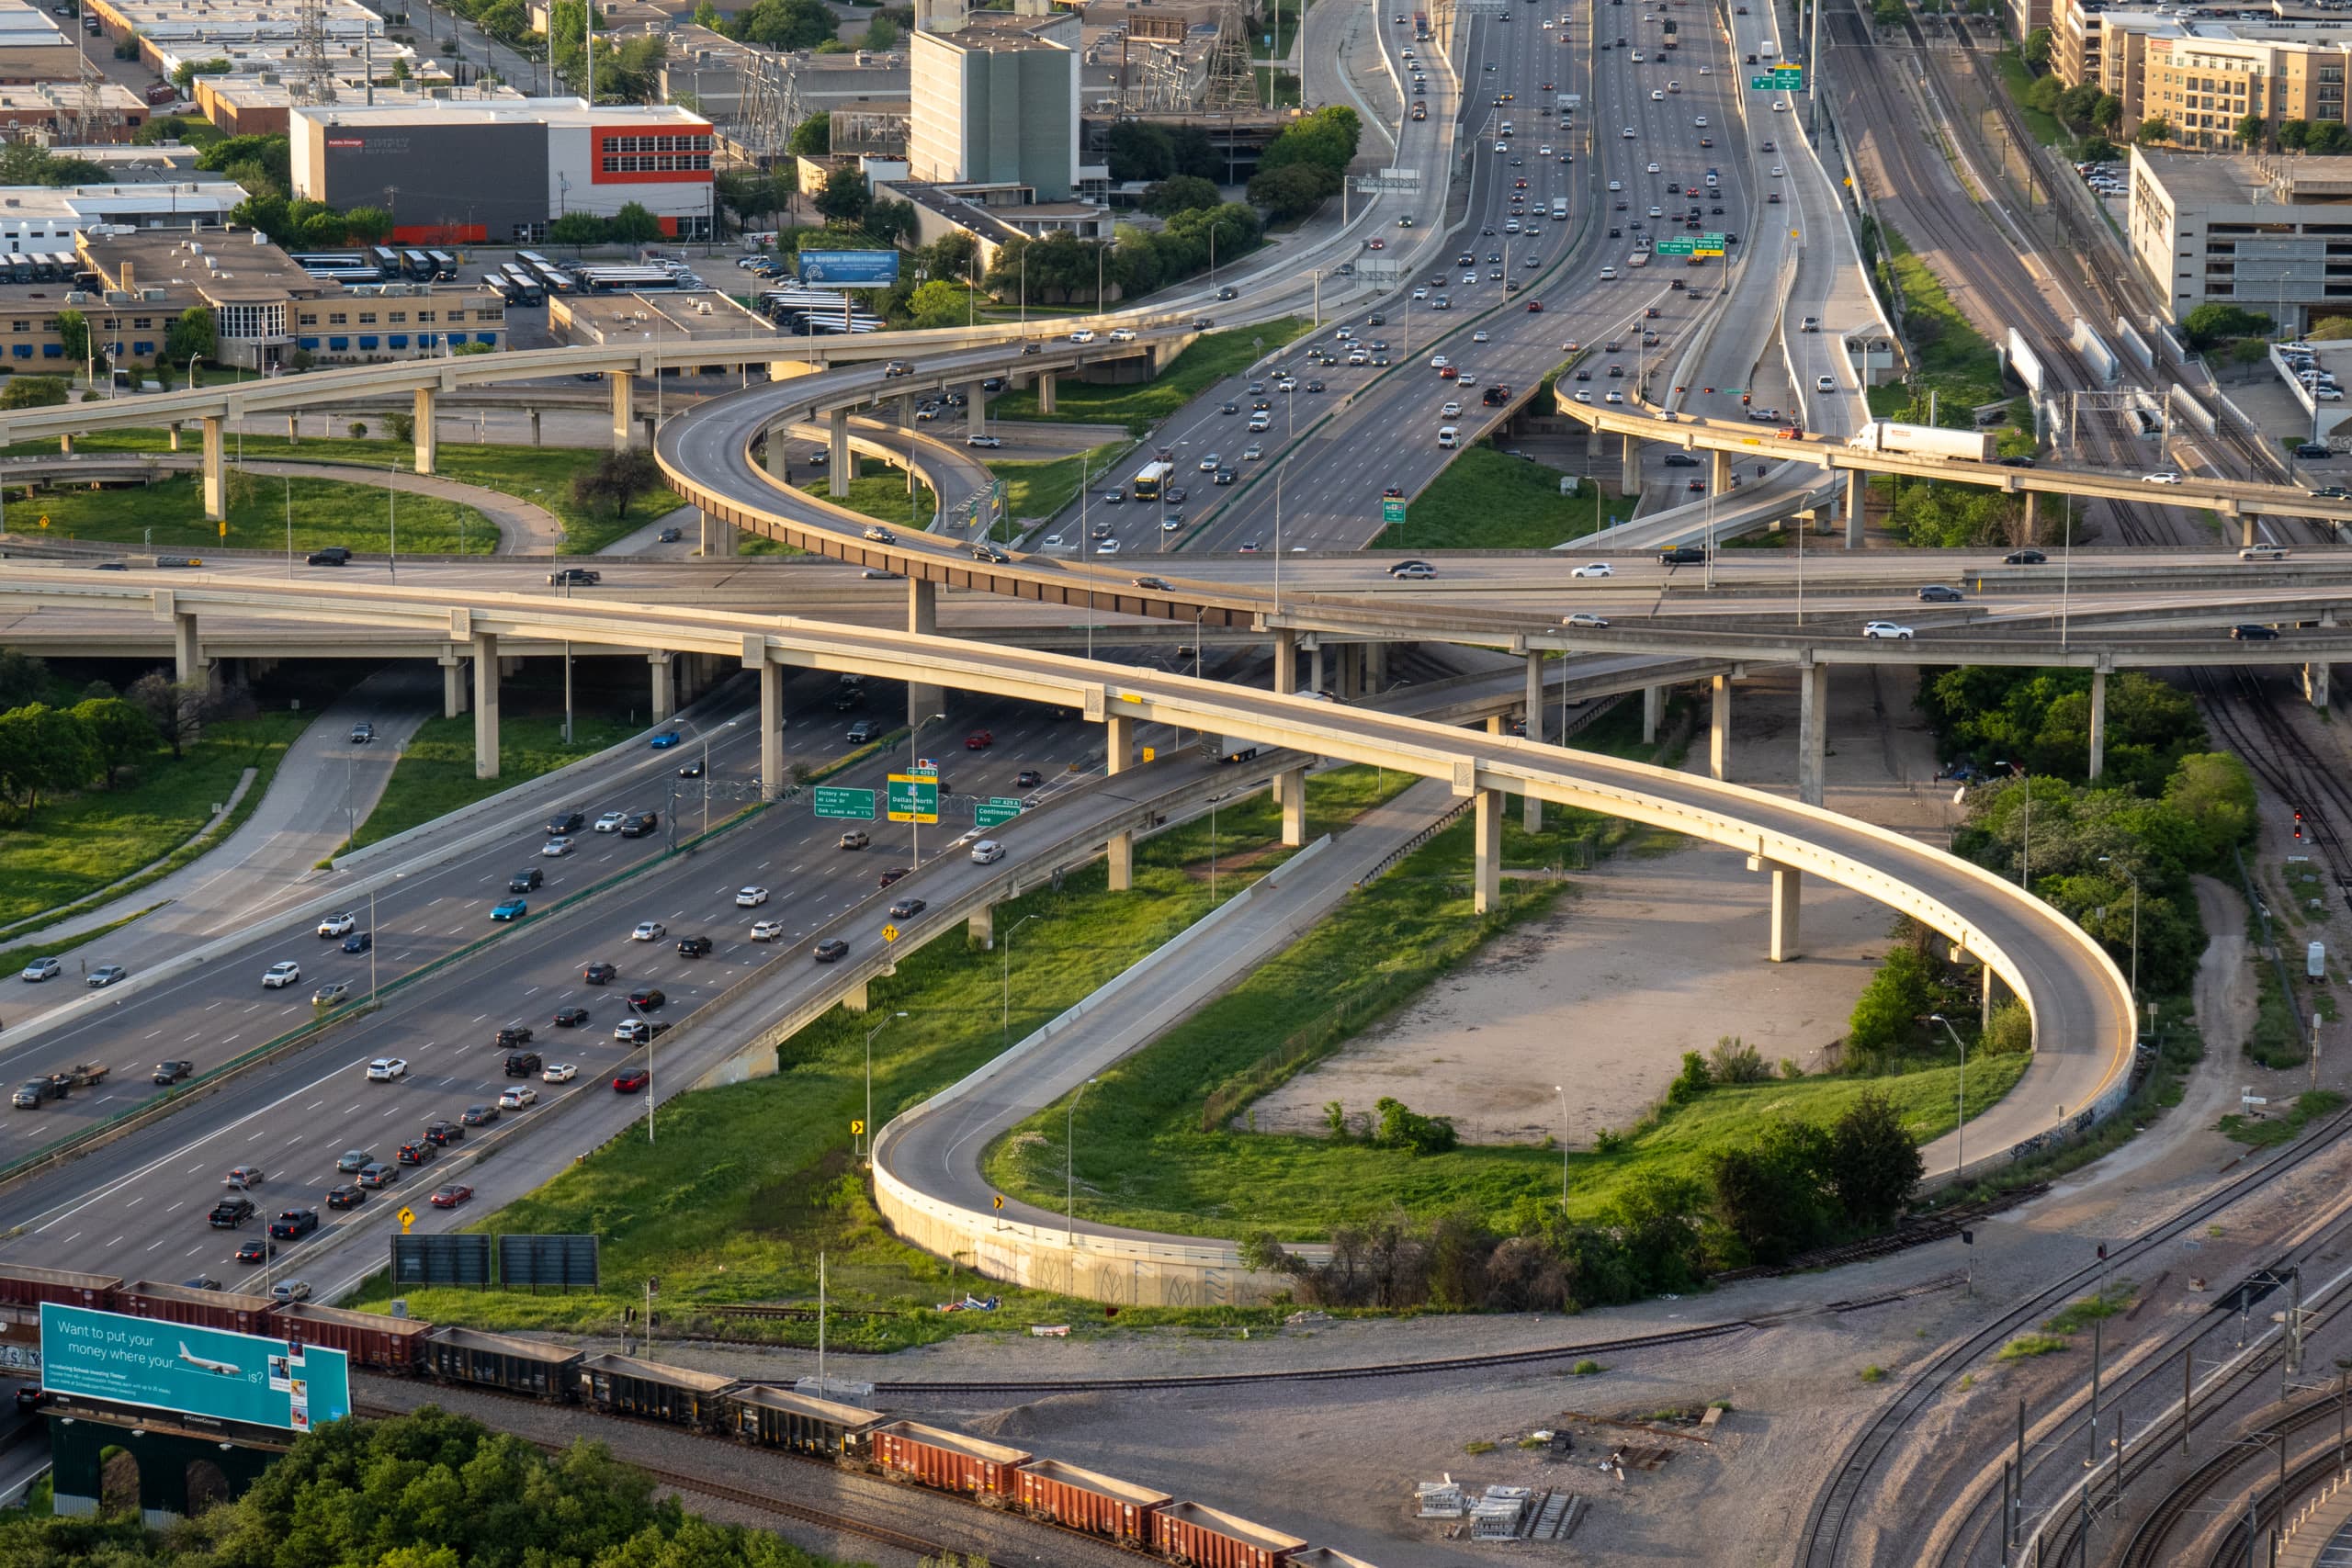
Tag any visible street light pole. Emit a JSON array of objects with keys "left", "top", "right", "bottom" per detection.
[
  {"left": 1928, "top": 1012, "right": 1966, "bottom": 1181},
  {"left": 1001, "top": 913, "right": 1043, "bottom": 1043},
  {"left": 863, "top": 1010, "right": 908, "bottom": 1159},
  {"left": 1067, "top": 1077, "right": 1098, "bottom": 1245},
  {"left": 908, "top": 711, "right": 945, "bottom": 866},
  {"left": 1555, "top": 1084, "right": 1570, "bottom": 1209}
]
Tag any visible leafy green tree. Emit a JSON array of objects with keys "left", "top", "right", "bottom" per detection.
[
  {"left": 1846, "top": 944, "right": 1934, "bottom": 1055},
  {"left": 861, "top": 13, "right": 898, "bottom": 47},
  {"left": 905, "top": 279, "right": 968, "bottom": 329},
  {"left": 171, "top": 56, "right": 231, "bottom": 90},
  {"left": 1825, "top": 1090, "right": 1923, "bottom": 1228},
  {"left": 1107, "top": 120, "right": 1176, "bottom": 181},
  {"left": 814, "top": 164, "right": 869, "bottom": 226},
  {"left": 571, "top": 447, "right": 664, "bottom": 519},
  {"left": 2236, "top": 112, "right": 2269, "bottom": 149},
  {"left": 1871, "top": 0, "right": 1906, "bottom": 26},
  {"left": 0, "top": 703, "right": 95, "bottom": 813},
  {"left": 691, "top": 0, "right": 721, "bottom": 24},
  {"left": 2137, "top": 115, "right": 2174, "bottom": 143},
  {"left": 1709, "top": 1120, "right": 1834, "bottom": 1266},
  {"left": 2160, "top": 752, "right": 2256, "bottom": 863},
  {"left": 2089, "top": 92, "right": 2122, "bottom": 130},
  {"left": 608, "top": 201, "right": 663, "bottom": 243},
  {"left": 52, "top": 310, "right": 89, "bottom": 376},
  {"left": 735, "top": 0, "right": 836, "bottom": 50},
  {"left": 164, "top": 307, "right": 216, "bottom": 367},
  {"left": 68, "top": 696, "right": 153, "bottom": 786},
  {"left": 1983, "top": 1000, "right": 2034, "bottom": 1055},
  {"left": 193, "top": 131, "right": 291, "bottom": 189},
  {"left": 1370, "top": 1096, "right": 1458, "bottom": 1154},
  {"left": 863, "top": 195, "right": 918, "bottom": 246},
  {"left": 2021, "top": 26, "right": 2052, "bottom": 64},
  {"left": 2076, "top": 134, "right": 2120, "bottom": 164},
  {"left": 2181, "top": 301, "right": 2272, "bottom": 346},
  {"left": 787, "top": 110, "right": 831, "bottom": 156},
  {"left": 342, "top": 204, "right": 393, "bottom": 243},
  {"left": 0, "top": 650, "right": 48, "bottom": 709},
  {"left": 1248, "top": 161, "right": 1338, "bottom": 220},
  {"left": 548, "top": 211, "right": 607, "bottom": 246},
  {"left": 1141, "top": 174, "right": 1220, "bottom": 216},
  {"left": 1259, "top": 105, "right": 1361, "bottom": 177}
]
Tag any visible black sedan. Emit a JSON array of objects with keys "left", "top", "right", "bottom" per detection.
[{"left": 554, "top": 1006, "right": 590, "bottom": 1028}]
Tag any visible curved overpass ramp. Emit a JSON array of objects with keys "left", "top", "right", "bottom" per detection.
[{"left": 0, "top": 568, "right": 2134, "bottom": 1303}]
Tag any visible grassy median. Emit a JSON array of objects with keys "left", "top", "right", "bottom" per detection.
[
  {"left": 353, "top": 764, "right": 1416, "bottom": 1347},
  {"left": 343, "top": 710, "right": 636, "bottom": 854},
  {"left": 1387, "top": 445, "right": 1634, "bottom": 550},
  {"left": 16, "top": 471, "right": 494, "bottom": 557},
  {"left": 990, "top": 319, "right": 1315, "bottom": 434}
]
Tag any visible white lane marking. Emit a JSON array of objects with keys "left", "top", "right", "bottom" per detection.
[{"left": 146, "top": 1238, "right": 164, "bottom": 1251}]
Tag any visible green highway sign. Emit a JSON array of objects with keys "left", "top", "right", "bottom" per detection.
[
  {"left": 1382, "top": 498, "right": 1408, "bottom": 525},
  {"left": 1656, "top": 237, "right": 1695, "bottom": 255},
  {"left": 886, "top": 773, "right": 939, "bottom": 825},
  {"left": 813, "top": 785, "right": 876, "bottom": 821},
  {"left": 1749, "top": 66, "right": 1804, "bottom": 89},
  {"left": 976, "top": 798, "right": 1024, "bottom": 829}
]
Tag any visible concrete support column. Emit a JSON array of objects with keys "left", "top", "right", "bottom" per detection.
[
  {"left": 752, "top": 652, "right": 782, "bottom": 800},
  {"left": 2087, "top": 664, "right": 2109, "bottom": 782},
  {"left": 1844, "top": 469, "right": 1864, "bottom": 548},
  {"left": 1365, "top": 640, "right": 1388, "bottom": 693},
  {"left": 171, "top": 612, "right": 202, "bottom": 685},
  {"left": 287, "top": 413, "right": 299, "bottom": 442},
  {"left": 1308, "top": 642, "right": 1326, "bottom": 695},
  {"left": 166, "top": 423, "right": 181, "bottom": 452},
  {"left": 1037, "top": 369, "right": 1057, "bottom": 414},
  {"left": 967, "top": 382, "right": 987, "bottom": 437},
  {"left": 470, "top": 631, "right": 501, "bottom": 781},
  {"left": 842, "top": 979, "right": 870, "bottom": 1013},
  {"left": 1473, "top": 787, "right": 1502, "bottom": 915},
  {"left": 648, "top": 651, "right": 673, "bottom": 723},
  {"left": 1709, "top": 672, "right": 1732, "bottom": 781},
  {"left": 530, "top": 409, "right": 543, "bottom": 446},
  {"left": 2307, "top": 660, "right": 2333, "bottom": 710},
  {"left": 1642, "top": 684, "right": 1664, "bottom": 744},
  {"left": 1277, "top": 767, "right": 1306, "bottom": 848},
  {"left": 1749, "top": 856, "right": 1803, "bottom": 961},
  {"left": 200, "top": 416, "right": 226, "bottom": 523},
  {"left": 2242, "top": 514, "right": 2259, "bottom": 550},
  {"left": 609, "top": 370, "right": 633, "bottom": 452},
  {"left": 2021, "top": 491, "right": 2039, "bottom": 546},
  {"left": 967, "top": 905, "right": 994, "bottom": 949},
  {"left": 907, "top": 578, "right": 944, "bottom": 729},
  {"left": 438, "top": 650, "right": 468, "bottom": 718},
  {"left": 57, "top": 432, "right": 72, "bottom": 454},
  {"left": 827, "top": 408, "right": 851, "bottom": 499},
  {"left": 701, "top": 510, "right": 737, "bottom": 557},
  {"left": 1273, "top": 628, "right": 1297, "bottom": 694},
  {"left": 1709, "top": 448, "right": 1731, "bottom": 496},
  {"left": 1522, "top": 653, "right": 1544, "bottom": 833},
  {"left": 763, "top": 426, "right": 790, "bottom": 481},
  {"left": 1338, "top": 644, "right": 1362, "bottom": 702},
  {"left": 1105, "top": 712, "right": 1135, "bottom": 891},
  {"left": 412, "top": 387, "right": 436, "bottom": 475},
  {"left": 1620, "top": 434, "right": 1642, "bottom": 494},
  {"left": 1796, "top": 660, "right": 1828, "bottom": 807}
]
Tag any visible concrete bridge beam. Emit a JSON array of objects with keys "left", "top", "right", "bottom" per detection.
[
  {"left": 828, "top": 409, "right": 851, "bottom": 499},
  {"left": 438, "top": 649, "right": 468, "bottom": 718},
  {"left": 751, "top": 647, "right": 783, "bottom": 799},
  {"left": 1522, "top": 652, "right": 1544, "bottom": 832},
  {"left": 1474, "top": 787, "right": 1502, "bottom": 914},
  {"left": 2307, "top": 660, "right": 2332, "bottom": 710},
  {"left": 200, "top": 416, "right": 225, "bottom": 523},
  {"left": 2088, "top": 663, "right": 2109, "bottom": 781},
  {"left": 1642, "top": 683, "right": 1664, "bottom": 744},
  {"left": 1037, "top": 370, "right": 1057, "bottom": 415}
]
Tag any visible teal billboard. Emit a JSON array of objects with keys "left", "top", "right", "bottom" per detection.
[{"left": 41, "top": 1303, "right": 351, "bottom": 1434}]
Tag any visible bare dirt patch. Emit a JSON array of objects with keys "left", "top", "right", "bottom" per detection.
[{"left": 1252, "top": 843, "right": 1890, "bottom": 1144}]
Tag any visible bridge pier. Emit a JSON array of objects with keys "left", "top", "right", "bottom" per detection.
[
  {"left": 1365, "top": 640, "right": 1388, "bottom": 692},
  {"left": 1274, "top": 628, "right": 1306, "bottom": 846},
  {"left": 763, "top": 425, "right": 790, "bottom": 482},
  {"left": 828, "top": 409, "right": 851, "bottom": 499},
  {"left": 907, "top": 578, "right": 944, "bottom": 728},
  {"left": 1620, "top": 434, "right": 1642, "bottom": 495},
  {"left": 1844, "top": 470, "right": 1863, "bottom": 548},
  {"left": 2087, "top": 664, "right": 2108, "bottom": 781},
  {"left": 166, "top": 423, "right": 180, "bottom": 452},
  {"left": 470, "top": 631, "right": 501, "bottom": 780},
  {"left": 2307, "top": 660, "right": 2333, "bottom": 710},
  {"left": 56, "top": 432, "right": 71, "bottom": 455},
  {"left": 2243, "top": 514, "right": 2261, "bottom": 550},
  {"left": 1307, "top": 639, "right": 1324, "bottom": 696},
  {"left": 648, "top": 651, "right": 673, "bottom": 723},
  {"left": 530, "top": 409, "right": 542, "bottom": 447},
  {"left": 2021, "top": 491, "right": 2038, "bottom": 545},
  {"left": 200, "top": 416, "right": 225, "bottom": 523},
  {"left": 608, "top": 371, "right": 633, "bottom": 452},
  {"left": 1642, "top": 683, "right": 1664, "bottom": 744},
  {"left": 1796, "top": 660, "right": 1827, "bottom": 807},
  {"left": 700, "top": 508, "right": 736, "bottom": 556},
  {"left": 1037, "top": 370, "right": 1057, "bottom": 415},
  {"left": 1710, "top": 448, "right": 1731, "bottom": 496},
  {"left": 438, "top": 649, "right": 468, "bottom": 718},
  {"left": 842, "top": 979, "right": 871, "bottom": 1013},
  {"left": 967, "top": 906, "right": 994, "bottom": 949},
  {"left": 170, "top": 610, "right": 205, "bottom": 687},
  {"left": 1522, "top": 653, "right": 1544, "bottom": 832},
  {"left": 413, "top": 388, "right": 436, "bottom": 475},
  {"left": 1340, "top": 643, "right": 1363, "bottom": 702},
  {"left": 967, "top": 382, "right": 986, "bottom": 437},
  {"left": 1710, "top": 672, "right": 1732, "bottom": 780},
  {"left": 1748, "top": 855, "right": 1803, "bottom": 961},
  {"left": 752, "top": 648, "right": 783, "bottom": 799},
  {"left": 1473, "top": 787, "right": 1502, "bottom": 915},
  {"left": 1104, "top": 712, "right": 1135, "bottom": 891}
]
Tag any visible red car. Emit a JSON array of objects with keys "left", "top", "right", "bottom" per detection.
[
  {"left": 1526, "top": 300, "right": 1545, "bottom": 312},
  {"left": 1439, "top": 366, "right": 1458, "bottom": 379},
  {"left": 614, "top": 1067, "right": 650, "bottom": 1094},
  {"left": 965, "top": 730, "right": 993, "bottom": 750},
  {"left": 428, "top": 1184, "right": 473, "bottom": 1209},
  {"left": 1368, "top": 237, "right": 1386, "bottom": 250}
]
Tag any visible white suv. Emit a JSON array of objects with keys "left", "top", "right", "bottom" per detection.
[{"left": 262, "top": 961, "right": 301, "bottom": 989}]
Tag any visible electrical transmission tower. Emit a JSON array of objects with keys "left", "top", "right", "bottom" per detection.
[
  {"left": 291, "top": 0, "right": 340, "bottom": 105},
  {"left": 1122, "top": 40, "right": 1189, "bottom": 112},
  {"left": 1198, "top": 0, "right": 1258, "bottom": 110},
  {"left": 738, "top": 50, "right": 798, "bottom": 161}
]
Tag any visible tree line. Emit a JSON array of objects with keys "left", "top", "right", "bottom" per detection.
[
  {"left": 0, "top": 652, "right": 231, "bottom": 823},
  {"left": 1247, "top": 1082, "right": 1924, "bottom": 1308}
]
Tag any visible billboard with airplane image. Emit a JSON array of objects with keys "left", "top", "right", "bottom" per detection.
[{"left": 40, "top": 1303, "right": 351, "bottom": 1433}]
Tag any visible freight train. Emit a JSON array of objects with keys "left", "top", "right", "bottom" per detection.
[{"left": 0, "top": 1266, "right": 1369, "bottom": 1568}]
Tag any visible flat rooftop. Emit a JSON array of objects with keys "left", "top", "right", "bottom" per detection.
[
  {"left": 291, "top": 95, "right": 709, "bottom": 131},
  {"left": 550, "top": 290, "right": 779, "bottom": 343},
  {"left": 2141, "top": 149, "right": 2352, "bottom": 205}
]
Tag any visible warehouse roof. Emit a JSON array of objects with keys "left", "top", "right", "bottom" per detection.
[{"left": 291, "top": 96, "right": 710, "bottom": 131}]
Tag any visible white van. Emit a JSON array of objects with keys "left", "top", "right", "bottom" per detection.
[{"left": 1437, "top": 426, "right": 1460, "bottom": 448}]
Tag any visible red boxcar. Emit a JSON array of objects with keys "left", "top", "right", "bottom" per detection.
[
  {"left": 1153, "top": 1501, "right": 1307, "bottom": 1568},
  {"left": 0, "top": 1265, "right": 119, "bottom": 1314},
  {"left": 115, "top": 1279, "right": 275, "bottom": 1336},
  {"left": 870, "top": 1421, "right": 1031, "bottom": 1498},
  {"left": 266, "top": 1301, "right": 433, "bottom": 1373},
  {"left": 1016, "top": 1458, "right": 1170, "bottom": 1543}
]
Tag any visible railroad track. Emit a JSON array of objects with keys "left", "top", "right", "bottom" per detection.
[{"left": 2190, "top": 666, "right": 2352, "bottom": 909}]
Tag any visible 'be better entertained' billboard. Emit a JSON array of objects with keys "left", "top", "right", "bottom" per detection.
[{"left": 40, "top": 1304, "right": 351, "bottom": 1434}]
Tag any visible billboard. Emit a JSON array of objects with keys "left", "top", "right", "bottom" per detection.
[
  {"left": 40, "top": 1303, "right": 351, "bottom": 1435},
  {"left": 798, "top": 249, "right": 899, "bottom": 288}
]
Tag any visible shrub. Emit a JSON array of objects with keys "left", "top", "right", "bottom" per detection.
[
  {"left": 1371, "top": 1097, "right": 1458, "bottom": 1156},
  {"left": 1665, "top": 1051, "right": 1713, "bottom": 1106},
  {"left": 1572, "top": 1359, "right": 1602, "bottom": 1375},
  {"left": 1709, "top": 1036, "right": 1770, "bottom": 1084}
]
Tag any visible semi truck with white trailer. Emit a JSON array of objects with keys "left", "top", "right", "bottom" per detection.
[{"left": 1845, "top": 421, "right": 1996, "bottom": 463}]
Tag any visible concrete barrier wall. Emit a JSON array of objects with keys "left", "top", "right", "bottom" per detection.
[
  {"left": 2115, "top": 316, "right": 2154, "bottom": 371},
  {"left": 2006, "top": 327, "right": 2047, "bottom": 397},
  {"left": 2071, "top": 320, "right": 2119, "bottom": 386},
  {"left": 2172, "top": 387, "right": 2216, "bottom": 437}
]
